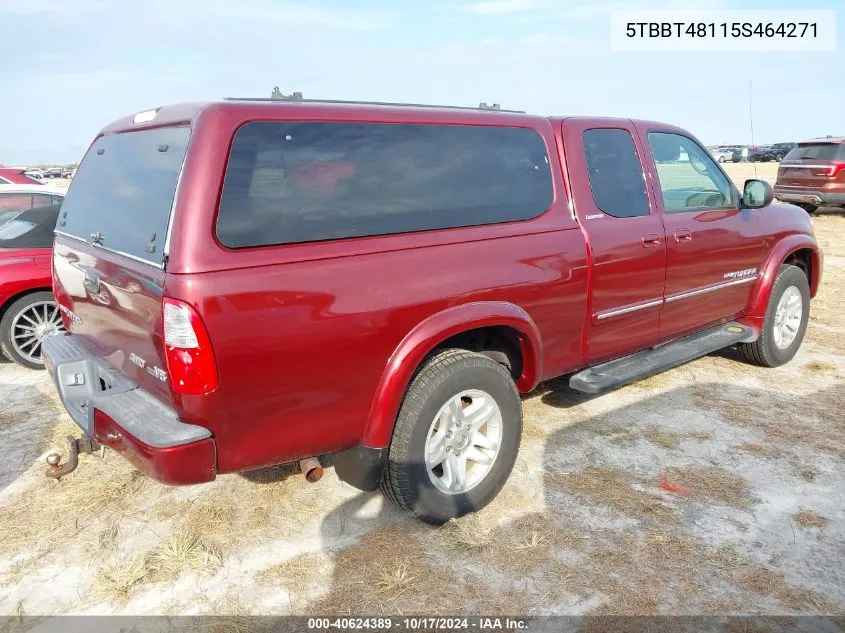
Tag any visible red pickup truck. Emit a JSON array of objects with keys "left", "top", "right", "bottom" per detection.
[{"left": 42, "top": 99, "right": 822, "bottom": 524}]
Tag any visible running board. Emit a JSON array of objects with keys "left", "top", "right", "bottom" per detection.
[{"left": 569, "top": 322, "right": 755, "bottom": 394}]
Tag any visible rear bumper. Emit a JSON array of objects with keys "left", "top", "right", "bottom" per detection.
[
  {"left": 42, "top": 334, "right": 216, "bottom": 485},
  {"left": 774, "top": 187, "right": 845, "bottom": 206}
]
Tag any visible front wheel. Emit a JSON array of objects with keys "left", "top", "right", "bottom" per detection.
[
  {"left": 380, "top": 349, "right": 522, "bottom": 524},
  {"left": 0, "top": 291, "right": 65, "bottom": 369},
  {"left": 739, "top": 264, "right": 810, "bottom": 368}
]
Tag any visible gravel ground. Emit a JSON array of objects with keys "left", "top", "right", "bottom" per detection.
[{"left": 1, "top": 164, "right": 843, "bottom": 617}]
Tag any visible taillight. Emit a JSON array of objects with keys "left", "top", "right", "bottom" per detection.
[
  {"left": 815, "top": 163, "right": 845, "bottom": 177},
  {"left": 162, "top": 298, "right": 218, "bottom": 396}
]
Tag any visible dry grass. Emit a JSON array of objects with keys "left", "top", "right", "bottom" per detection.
[
  {"left": 546, "top": 466, "right": 673, "bottom": 519},
  {"left": 812, "top": 214, "right": 845, "bottom": 255},
  {"left": 691, "top": 384, "right": 844, "bottom": 457},
  {"left": 594, "top": 426, "right": 639, "bottom": 446},
  {"left": 793, "top": 510, "right": 828, "bottom": 529},
  {"left": 740, "top": 443, "right": 781, "bottom": 458},
  {"left": 0, "top": 411, "right": 18, "bottom": 431},
  {"left": 306, "top": 523, "right": 479, "bottom": 615},
  {"left": 90, "top": 554, "right": 149, "bottom": 603},
  {"left": 689, "top": 431, "right": 714, "bottom": 441},
  {"left": 663, "top": 466, "right": 752, "bottom": 508},
  {"left": 146, "top": 533, "right": 223, "bottom": 581},
  {"left": 630, "top": 372, "right": 673, "bottom": 391},
  {"left": 89, "top": 533, "right": 222, "bottom": 604},
  {"left": 807, "top": 326, "right": 845, "bottom": 354},
  {"left": 809, "top": 265, "right": 845, "bottom": 330},
  {"left": 804, "top": 360, "right": 838, "bottom": 373},
  {"left": 257, "top": 552, "right": 326, "bottom": 587},
  {"left": 734, "top": 566, "right": 836, "bottom": 612},
  {"left": 644, "top": 426, "right": 681, "bottom": 449},
  {"left": 522, "top": 419, "right": 549, "bottom": 439},
  {"left": 708, "top": 544, "right": 837, "bottom": 613},
  {"left": 442, "top": 513, "right": 496, "bottom": 550}
]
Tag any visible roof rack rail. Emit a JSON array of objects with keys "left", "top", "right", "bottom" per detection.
[{"left": 224, "top": 94, "right": 524, "bottom": 114}]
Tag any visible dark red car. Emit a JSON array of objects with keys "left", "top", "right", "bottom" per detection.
[
  {"left": 774, "top": 136, "right": 845, "bottom": 214},
  {"left": 0, "top": 201, "right": 66, "bottom": 368},
  {"left": 0, "top": 167, "right": 43, "bottom": 185},
  {"left": 42, "top": 100, "right": 822, "bottom": 524}
]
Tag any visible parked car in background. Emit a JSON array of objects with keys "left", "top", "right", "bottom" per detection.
[
  {"left": 0, "top": 167, "right": 43, "bottom": 185},
  {"left": 769, "top": 143, "right": 796, "bottom": 161},
  {"left": 42, "top": 100, "right": 821, "bottom": 524},
  {"left": 25, "top": 169, "right": 45, "bottom": 181},
  {"left": 0, "top": 184, "right": 65, "bottom": 226},
  {"left": 732, "top": 146, "right": 776, "bottom": 163},
  {"left": 61, "top": 167, "right": 75, "bottom": 178},
  {"left": 44, "top": 167, "right": 64, "bottom": 179},
  {"left": 0, "top": 199, "right": 65, "bottom": 368},
  {"left": 774, "top": 136, "right": 845, "bottom": 214},
  {"left": 709, "top": 146, "right": 740, "bottom": 163}
]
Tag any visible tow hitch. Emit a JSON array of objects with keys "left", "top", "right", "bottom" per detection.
[{"left": 45, "top": 436, "right": 102, "bottom": 480}]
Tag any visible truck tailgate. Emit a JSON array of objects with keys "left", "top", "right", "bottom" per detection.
[{"left": 52, "top": 237, "right": 173, "bottom": 404}]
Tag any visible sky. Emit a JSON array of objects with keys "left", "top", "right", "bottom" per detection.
[{"left": 0, "top": 0, "right": 843, "bottom": 165}]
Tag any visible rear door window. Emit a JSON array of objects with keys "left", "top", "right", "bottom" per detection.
[
  {"left": 582, "top": 128, "right": 650, "bottom": 218},
  {"left": 58, "top": 126, "right": 190, "bottom": 264},
  {"left": 216, "top": 121, "right": 553, "bottom": 248}
]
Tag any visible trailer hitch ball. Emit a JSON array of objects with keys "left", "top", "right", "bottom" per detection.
[{"left": 45, "top": 436, "right": 100, "bottom": 480}]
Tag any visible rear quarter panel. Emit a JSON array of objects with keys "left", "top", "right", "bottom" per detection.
[
  {"left": 167, "top": 229, "right": 588, "bottom": 473},
  {"left": 0, "top": 249, "right": 53, "bottom": 309}
]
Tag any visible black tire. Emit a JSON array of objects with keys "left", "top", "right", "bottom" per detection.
[
  {"left": 718, "top": 156, "right": 725, "bottom": 163},
  {"left": 739, "top": 265, "right": 810, "bottom": 368},
  {"left": 796, "top": 203, "right": 818, "bottom": 215},
  {"left": 380, "top": 349, "right": 522, "bottom": 524},
  {"left": 0, "top": 291, "right": 58, "bottom": 369}
]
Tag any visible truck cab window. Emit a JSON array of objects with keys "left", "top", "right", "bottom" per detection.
[
  {"left": 648, "top": 132, "right": 736, "bottom": 213},
  {"left": 582, "top": 129, "right": 650, "bottom": 218}
]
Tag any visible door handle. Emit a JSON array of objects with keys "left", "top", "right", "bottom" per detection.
[
  {"left": 641, "top": 233, "right": 661, "bottom": 248},
  {"left": 84, "top": 269, "right": 100, "bottom": 294},
  {"left": 674, "top": 229, "right": 692, "bottom": 243}
]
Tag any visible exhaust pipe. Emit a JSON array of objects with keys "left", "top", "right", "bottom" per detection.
[{"left": 299, "top": 457, "right": 323, "bottom": 483}]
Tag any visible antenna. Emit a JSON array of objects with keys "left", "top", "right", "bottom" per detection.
[{"left": 749, "top": 80, "right": 757, "bottom": 179}]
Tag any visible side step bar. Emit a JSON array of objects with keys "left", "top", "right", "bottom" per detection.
[{"left": 569, "top": 322, "right": 756, "bottom": 394}]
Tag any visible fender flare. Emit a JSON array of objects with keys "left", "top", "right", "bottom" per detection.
[
  {"left": 360, "top": 301, "right": 543, "bottom": 449},
  {"left": 746, "top": 236, "right": 822, "bottom": 321}
]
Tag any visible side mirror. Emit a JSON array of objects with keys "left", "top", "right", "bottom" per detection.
[{"left": 742, "top": 179, "right": 774, "bottom": 209}]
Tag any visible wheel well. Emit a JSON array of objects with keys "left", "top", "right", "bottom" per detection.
[
  {"left": 0, "top": 287, "right": 52, "bottom": 321},
  {"left": 433, "top": 326, "right": 524, "bottom": 381},
  {"left": 784, "top": 249, "right": 813, "bottom": 285}
]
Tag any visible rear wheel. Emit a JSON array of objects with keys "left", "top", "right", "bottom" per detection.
[
  {"left": 739, "top": 265, "right": 809, "bottom": 368},
  {"left": 380, "top": 349, "right": 522, "bottom": 524},
  {"left": 0, "top": 292, "right": 64, "bottom": 369},
  {"left": 796, "top": 203, "right": 818, "bottom": 215}
]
